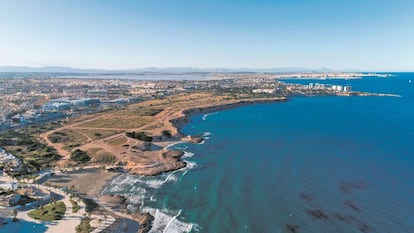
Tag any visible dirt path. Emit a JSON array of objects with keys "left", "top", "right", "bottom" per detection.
[{"left": 41, "top": 96, "right": 286, "bottom": 169}]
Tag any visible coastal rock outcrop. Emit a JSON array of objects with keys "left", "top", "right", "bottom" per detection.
[
  {"left": 162, "top": 150, "right": 185, "bottom": 158},
  {"left": 100, "top": 194, "right": 127, "bottom": 209},
  {"left": 132, "top": 212, "right": 154, "bottom": 233},
  {"left": 183, "top": 135, "right": 204, "bottom": 144},
  {"left": 126, "top": 156, "right": 186, "bottom": 176}
]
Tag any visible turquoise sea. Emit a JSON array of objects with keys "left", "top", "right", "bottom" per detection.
[{"left": 105, "top": 73, "right": 414, "bottom": 233}]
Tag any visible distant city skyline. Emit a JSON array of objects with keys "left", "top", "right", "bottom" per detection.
[{"left": 1, "top": 0, "right": 413, "bottom": 71}]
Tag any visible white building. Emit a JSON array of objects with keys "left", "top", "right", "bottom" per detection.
[
  {"left": 344, "top": 85, "right": 352, "bottom": 92},
  {"left": 331, "top": 85, "right": 344, "bottom": 92},
  {"left": 252, "top": 89, "right": 275, "bottom": 94}
]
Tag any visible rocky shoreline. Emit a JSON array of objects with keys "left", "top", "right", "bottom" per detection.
[
  {"left": 103, "top": 97, "right": 289, "bottom": 232},
  {"left": 170, "top": 97, "right": 288, "bottom": 135}
]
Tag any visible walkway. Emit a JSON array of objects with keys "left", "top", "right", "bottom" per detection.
[{"left": 4, "top": 185, "right": 85, "bottom": 233}]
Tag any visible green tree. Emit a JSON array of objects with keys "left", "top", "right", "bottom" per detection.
[
  {"left": 162, "top": 130, "right": 173, "bottom": 138},
  {"left": 12, "top": 209, "right": 17, "bottom": 221}
]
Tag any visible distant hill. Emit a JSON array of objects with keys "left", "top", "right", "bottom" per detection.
[
  {"left": 0, "top": 66, "right": 106, "bottom": 73},
  {"left": 0, "top": 66, "right": 353, "bottom": 73}
]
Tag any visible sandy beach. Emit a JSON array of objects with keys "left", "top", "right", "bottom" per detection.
[{"left": 45, "top": 168, "right": 120, "bottom": 197}]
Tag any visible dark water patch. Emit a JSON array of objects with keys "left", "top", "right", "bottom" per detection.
[
  {"left": 285, "top": 224, "right": 299, "bottom": 233},
  {"left": 305, "top": 209, "right": 329, "bottom": 220},
  {"left": 357, "top": 222, "right": 372, "bottom": 233},
  {"left": 333, "top": 213, "right": 372, "bottom": 233},
  {"left": 343, "top": 200, "right": 361, "bottom": 212},
  {"left": 299, "top": 192, "right": 314, "bottom": 203},
  {"left": 339, "top": 180, "right": 368, "bottom": 194},
  {"left": 334, "top": 213, "right": 354, "bottom": 224}
]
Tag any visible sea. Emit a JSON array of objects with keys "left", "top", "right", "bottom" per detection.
[{"left": 104, "top": 73, "right": 414, "bottom": 233}]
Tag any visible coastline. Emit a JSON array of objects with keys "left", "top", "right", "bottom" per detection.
[
  {"left": 30, "top": 93, "right": 397, "bottom": 233},
  {"left": 170, "top": 97, "right": 288, "bottom": 135},
  {"left": 98, "top": 96, "right": 288, "bottom": 232}
]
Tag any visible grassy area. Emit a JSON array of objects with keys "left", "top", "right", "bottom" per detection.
[
  {"left": 0, "top": 123, "right": 62, "bottom": 175},
  {"left": 86, "top": 148, "right": 117, "bottom": 164},
  {"left": 105, "top": 136, "right": 128, "bottom": 147},
  {"left": 77, "top": 129, "right": 121, "bottom": 140},
  {"left": 141, "top": 123, "right": 164, "bottom": 131},
  {"left": 58, "top": 129, "right": 89, "bottom": 151},
  {"left": 70, "top": 149, "right": 91, "bottom": 164},
  {"left": 70, "top": 199, "right": 80, "bottom": 213},
  {"left": 76, "top": 116, "right": 152, "bottom": 129},
  {"left": 47, "top": 131, "right": 70, "bottom": 143},
  {"left": 28, "top": 201, "right": 66, "bottom": 221},
  {"left": 66, "top": 113, "right": 105, "bottom": 125}
]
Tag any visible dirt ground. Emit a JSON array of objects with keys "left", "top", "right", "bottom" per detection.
[{"left": 45, "top": 169, "right": 120, "bottom": 197}]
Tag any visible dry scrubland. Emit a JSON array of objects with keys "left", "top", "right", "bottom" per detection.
[{"left": 40, "top": 92, "right": 285, "bottom": 174}]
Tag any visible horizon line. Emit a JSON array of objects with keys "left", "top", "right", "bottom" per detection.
[{"left": 0, "top": 65, "right": 412, "bottom": 73}]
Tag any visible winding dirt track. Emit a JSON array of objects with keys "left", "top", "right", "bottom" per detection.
[
  {"left": 40, "top": 107, "right": 182, "bottom": 168},
  {"left": 40, "top": 95, "right": 286, "bottom": 171}
]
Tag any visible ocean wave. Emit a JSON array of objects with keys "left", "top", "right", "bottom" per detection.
[
  {"left": 103, "top": 155, "right": 199, "bottom": 232},
  {"left": 200, "top": 132, "right": 212, "bottom": 144},
  {"left": 202, "top": 112, "right": 218, "bottom": 121},
  {"left": 165, "top": 141, "right": 186, "bottom": 150},
  {"left": 104, "top": 173, "right": 137, "bottom": 193},
  {"left": 182, "top": 160, "right": 197, "bottom": 176},
  {"left": 125, "top": 192, "right": 146, "bottom": 212},
  {"left": 174, "top": 145, "right": 188, "bottom": 151},
  {"left": 143, "top": 208, "right": 196, "bottom": 233},
  {"left": 106, "top": 158, "right": 197, "bottom": 193},
  {"left": 198, "top": 140, "right": 205, "bottom": 145},
  {"left": 182, "top": 151, "right": 194, "bottom": 158},
  {"left": 201, "top": 131, "right": 212, "bottom": 137}
]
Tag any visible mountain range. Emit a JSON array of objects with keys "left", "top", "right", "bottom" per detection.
[{"left": 0, "top": 66, "right": 346, "bottom": 74}]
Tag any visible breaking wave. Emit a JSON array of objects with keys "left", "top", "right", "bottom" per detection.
[
  {"left": 202, "top": 112, "right": 218, "bottom": 121},
  {"left": 103, "top": 153, "right": 198, "bottom": 233},
  {"left": 201, "top": 132, "right": 211, "bottom": 137},
  {"left": 165, "top": 141, "right": 186, "bottom": 150},
  {"left": 142, "top": 207, "right": 199, "bottom": 233}
]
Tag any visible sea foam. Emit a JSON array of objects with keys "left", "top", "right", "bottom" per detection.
[
  {"left": 202, "top": 112, "right": 218, "bottom": 121},
  {"left": 103, "top": 151, "right": 199, "bottom": 233},
  {"left": 143, "top": 208, "right": 195, "bottom": 233}
]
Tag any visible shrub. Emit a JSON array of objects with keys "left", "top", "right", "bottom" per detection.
[
  {"left": 83, "top": 198, "right": 98, "bottom": 212},
  {"left": 70, "top": 149, "right": 90, "bottom": 163},
  {"left": 162, "top": 130, "right": 173, "bottom": 138},
  {"left": 125, "top": 131, "right": 153, "bottom": 142}
]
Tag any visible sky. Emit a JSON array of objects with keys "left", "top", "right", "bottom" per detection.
[{"left": 0, "top": 0, "right": 413, "bottom": 71}]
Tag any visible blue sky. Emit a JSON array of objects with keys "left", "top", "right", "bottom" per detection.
[{"left": 0, "top": 0, "right": 413, "bottom": 71}]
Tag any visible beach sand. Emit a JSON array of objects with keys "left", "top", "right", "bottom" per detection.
[{"left": 45, "top": 168, "right": 120, "bottom": 197}]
